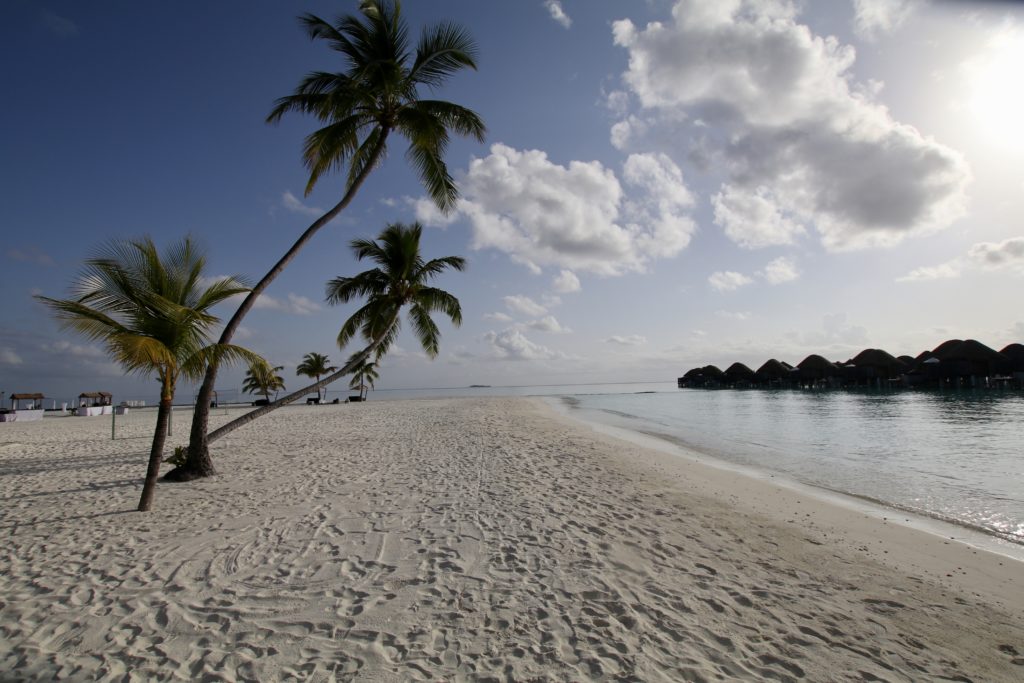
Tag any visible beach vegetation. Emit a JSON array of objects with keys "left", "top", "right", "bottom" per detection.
[
  {"left": 36, "top": 237, "right": 259, "bottom": 511},
  {"left": 195, "top": 221, "right": 465, "bottom": 444},
  {"left": 178, "top": 0, "right": 486, "bottom": 481},
  {"left": 348, "top": 356, "right": 379, "bottom": 401},
  {"left": 242, "top": 362, "right": 286, "bottom": 403},
  {"left": 296, "top": 352, "right": 337, "bottom": 401}
]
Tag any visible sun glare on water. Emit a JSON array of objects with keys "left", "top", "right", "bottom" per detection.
[{"left": 966, "top": 27, "right": 1024, "bottom": 152}]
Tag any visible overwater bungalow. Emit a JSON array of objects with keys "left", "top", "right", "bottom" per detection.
[
  {"left": 754, "top": 359, "right": 793, "bottom": 388},
  {"left": 848, "top": 348, "right": 907, "bottom": 388},
  {"left": 723, "top": 362, "right": 756, "bottom": 387},
  {"left": 1000, "top": 343, "right": 1024, "bottom": 388},
  {"left": 796, "top": 355, "right": 842, "bottom": 388},
  {"left": 931, "top": 339, "right": 1009, "bottom": 388},
  {"left": 677, "top": 365, "right": 725, "bottom": 388}
]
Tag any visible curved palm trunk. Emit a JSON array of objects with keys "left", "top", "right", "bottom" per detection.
[
  {"left": 205, "top": 320, "right": 394, "bottom": 444},
  {"left": 170, "top": 131, "right": 391, "bottom": 482},
  {"left": 138, "top": 390, "right": 173, "bottom": 511}
]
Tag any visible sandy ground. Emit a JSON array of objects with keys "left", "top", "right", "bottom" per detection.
[{"left": 1, "top": 397, "right": 1022, "bottom": 682}]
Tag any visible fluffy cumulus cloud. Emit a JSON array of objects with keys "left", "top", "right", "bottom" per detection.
[
  {"left": 708, "top": 270, "right": 753, "bottom": 292},
  {"left": 612, "top": 0, "right": 969, "bottom": 251},
  {"left": 543, "top": 0, "right": 572, "bottom": 29},
  {"left": 759, "top": 256, "right": 800, "bottom": 284},
  {"left": 898, "top": 236, "right": 1024, "bottom": 282},
  {"left": 254, "top": 293, "right": 321, "bottom": 315},
  {"left": 528, "top": 315, "right": 571, "bottom": 334},
  {"left": 852, "top": 0, "right": 919, "bottom": 41},
  {"left": 484, "top": 328, "right": 561, "bottom": 361},
  {"left": 503, "top": 295, "right": 548, "bottom": 317},
  {"left": 281, "top": 191, "right": 324, "bottom": 217},
  {"left": 552, "top": 269, "right": 581, "bottom": 293},
  {"left": 484, "top": 311, "right": 514, "bottom": 323},
  {"left": 419, "top": 144, "right": 696, "bottom": 276}
]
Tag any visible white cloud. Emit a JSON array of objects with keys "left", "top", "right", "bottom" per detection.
[
  {"left": 422, "top": 144, "right": 696, "bottom": 275},
  {"left": 543, "top": 0, "right": 572, "bottom": 29},
  {"left": 897, "top": 260, "right": 963, "bottom": 283},
  {"left": 708, "top": 270, "right": 753, "bottom": 292},
  {"left": 47, "top": 340, "right": 106, "bottom": 358},
  {"left": 411, "top": 196, "right": 458, "bottom": 227},
  {"left": 484, "top": 312, "right": 514, "bottom": 323},
  {"left": 759, "top": 256, "right": 800, "bottom": 284},
  {"left": 552, "top": 270, "right": 581, "bottom": 293},
  {"left": 716, "top": 310, "right": 752, "bottom": 320},
  {"left": 712, "top": 186, "right": 805, "bottom": 248},
  {"left": 612, "top": 0, "right": 970, "bottom": 252},
  {"left": 503, "top": 295, "right": 548, "bottom": 317},
  {"left": 254, "top": 293, "right": 321, "bottom": 315},
  {"left": 528, "top": 315, "right": 571, "bottom": 334},
  {"left": 605, "top": 334, "right": 647, "bottom": 346},
  {"left": 1, "top": 347, "right": 23, "bottom": 365},
  {"left": 282, "top": 191, "right": 324, "bottom": 218},
  {"left": 484, "top": 328, "right": 561, "bottom": 361},
  {"left": 852, "top": 0, "right": 918, "bottom": 41},
  {"left": 897, "top": 236, "right": 1024, "bottom": 282},
  {"left": 789, "top": 312, "right": 869, "bottom": 349},
  {"left": 968, "top": 237, "right": 1024, "bottom": 271}
]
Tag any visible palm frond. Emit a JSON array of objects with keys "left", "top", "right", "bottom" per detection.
[{"left": 410, "top": 21, "right": 479, "bottom": 88}]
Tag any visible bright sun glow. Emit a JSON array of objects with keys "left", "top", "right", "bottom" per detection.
[{"left": 966, "top": 28, "right": 1024, "bottom": 151}]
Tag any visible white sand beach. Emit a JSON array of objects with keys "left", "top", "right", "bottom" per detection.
[{"left": 1, "top": 397, "right": 1022, "bottom": 681}]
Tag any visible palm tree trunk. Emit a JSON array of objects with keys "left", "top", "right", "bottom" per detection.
[
  {"left": 205, "top": 318, "right": 395, "bottom": 444},
  {"left": 170, "top": 130, "right": 391, "bottom": 482},
  {"left": 138, "top": 391, "right": 173, "bottom": 511}
]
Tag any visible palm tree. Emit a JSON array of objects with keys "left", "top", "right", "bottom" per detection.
[
  {"left": 242, "top": 362, "right": 286, "bottom": 403},
  {"left": 36, "top": 237, "right": 258, "bottom": 511},
  {"left": 197, "top": 221, "right": 465, "bottom": 444},
  {"left": 296, "top": 352, "right": 337, "bottom": 401},
  {"left": 179, "top": 0, "right": 485, "bottom": 481},
  {"left": 348, "top": 356, "right": 379, "bottom": 401}
]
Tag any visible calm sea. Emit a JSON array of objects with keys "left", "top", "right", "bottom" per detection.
[{"left": 370, "top": 382, "right": 1024, "bottom": 555}]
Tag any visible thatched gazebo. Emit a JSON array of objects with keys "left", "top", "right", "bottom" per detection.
[
  {"left": 723, "top": 362, "right": 756, "bottom": 387},
  {"left": 1, "top": 393, "right": 47, "bottom": 422},
  {"left": 78, "top": 391, "right": 112, "bottom": 407},
  {"left": 9, "top": 393, "right": 45, "bottom": 410}
]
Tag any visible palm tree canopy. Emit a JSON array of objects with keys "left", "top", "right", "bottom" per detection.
[
  {"left": 348, "top": 356, "right": 380, "bottom": 392},
  {"left": 242, "top": 362, "right": 286, "bottom": 396},
  {"left": 326, "top": 221, "right": 464, "bottom": 359},
  {"left": 36, "top": 237, "right": 259, "bottom": 390},
  {"left": 296, "top": 352, "right": 337, "bottom": 378},
  {"left": 266, "top": 0, "right": 486, "bottom": 206}
]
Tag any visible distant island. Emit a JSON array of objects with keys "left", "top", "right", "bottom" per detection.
[
  {"left": 469, "top": 384, "right": 491, "bottom": 388},
  {"left": 677, "top": 338, "right": 1024, "bottom": 390}
]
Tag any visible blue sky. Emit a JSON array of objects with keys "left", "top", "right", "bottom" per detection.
[{"left": 2, "top": 0, "right": 1023, "bottom": 404}]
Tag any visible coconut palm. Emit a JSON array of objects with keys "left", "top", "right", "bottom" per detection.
[
  {"left": 242, "top": 362, "right": 286, "bottom": 403},
  {"left": 180, "top": 0, "right": 485, "bottom": 480},
  {"left": 348, "top": 356, "right": 379, "bottom": 400},
  {"left": 196, "top": 222, "right": 465, "bottom": 445},
  {"left": 36, "top": 237, "right": 257, "bottom": 511},
  {"left": 327, "top": 221, "right": 464, "bottom": 359},
  {"left": 296, "top": 352, "right": 337, "bottom": 401}
]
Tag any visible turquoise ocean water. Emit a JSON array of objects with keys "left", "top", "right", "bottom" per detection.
[{"left": 367, "top": 382, "right": 1024, "bottom": 554}]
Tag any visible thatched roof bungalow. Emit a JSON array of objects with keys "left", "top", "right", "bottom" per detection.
[
  {"left": 933, "top": 339, "right": 1008, "bottom": 385},
  {"left": 723, "top": 362, "right": 756, "bottom": 387},
  {"left": 754, "top": 359, "right": 793, "bottom": 387},
  {"left": 796, "top": 354, "right": 842, "bottom": 387},
  {"left": 849, "top": 348, "right": 906, "bottom": 386}
]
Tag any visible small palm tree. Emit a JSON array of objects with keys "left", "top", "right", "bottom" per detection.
[
  {"left": 296, "top": 352, "right": 337, "bottom": 401},
  {"left": 327, "top": 222, "right": 465, "bottom": 361},
  {"left": 242, "top": 362, "right": 286, "bottom": 403},
  {"left": 36, "top": 237, "right": 257, "bottom": 511},
  {"left": 197, "top": 222, "right": 465, "bottom": 445},
  {"left": 348, "top": 356, "right": 380, "bottom": 401},
  {"left": 184, "top": 0, "right": 485, "bottom": 478}
]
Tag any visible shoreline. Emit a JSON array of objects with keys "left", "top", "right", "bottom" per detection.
[
  {"left": 2, "top": 396, "right": 1022, "bottom": 680},
  {"left": 550, "top": 396, "right": 1024, "bottom": 564}
]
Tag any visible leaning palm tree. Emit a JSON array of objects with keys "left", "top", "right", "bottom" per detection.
[
  {"left": 197, "top": 221, "right": 464, "bottom": 444},
  {"left": 242, "top": 362, "right": 286, "bottom": 403},
  {"left": 177, "top": 0, "right": 485, "bottom": 481},
  {"left": 296, "top": 352, "right": 337, "bottom": 401},
  {"left": 36, "top": 237, "right": 258, "bottom": 511},
  {"left": 348, "top": 356, "right": 379, "bottom": 401}
]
